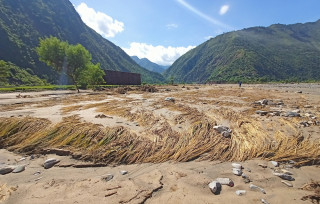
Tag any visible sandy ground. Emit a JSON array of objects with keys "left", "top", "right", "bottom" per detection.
[
  {"left": 1, "top": 149, "right": 319, "bottom": 204},
  {"left": 0, "top": 84, "right": 320, "bottom": 203}
]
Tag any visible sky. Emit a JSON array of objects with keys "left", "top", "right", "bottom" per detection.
[{"left": 69, "top": 0, "right": 320, "bottom": 66}]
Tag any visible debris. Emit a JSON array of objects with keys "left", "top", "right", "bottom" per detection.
[
  {"left": 256, "top": 110, "right": 269, "bottom": 116},
  {"left": 250, "top": 184, "right": 266, "bottom": 194},
  {"left": 258, "top": 164, "right": 267, "bottom": 168},
  {"left": 214, "top": 126, "right": 232, "bottom": 134},
  {"left": 235, "top": 190, "right": 246, "bottom": 196},
  {"left": 208, "top": 181, "right": 221, "bottom": 195}
]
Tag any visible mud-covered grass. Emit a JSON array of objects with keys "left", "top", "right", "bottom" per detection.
[{"left": 0, "top": 85, "right": 319, "bottom": 166}]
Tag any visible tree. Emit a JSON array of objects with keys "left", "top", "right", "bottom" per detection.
[
  {"left": 78, "top": 63, "right": 105, "bottom": 89},
  {"left": 0, "top": 60, "right": 10, "bottom": 86},
  {"left": 36, "top": 37, "right": 104, "bottom": 92}
]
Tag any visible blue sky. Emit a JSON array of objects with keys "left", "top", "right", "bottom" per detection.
[{"left": 69, "top": 0, "right": 320, "bottom": 65}]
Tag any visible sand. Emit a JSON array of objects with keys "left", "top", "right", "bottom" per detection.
[{"left": 0, "top": 84, "right": 320, "bottom": 203}]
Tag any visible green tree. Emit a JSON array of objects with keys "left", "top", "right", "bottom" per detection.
[
  {"left": 78, "top": 63, "right": 105, "bottom": 89},
  {"left": 36, "top": 37, "right": 104, "bottom": 92},
  {"left": 0, "top": 60, "right": 10, "bottom": 86}
]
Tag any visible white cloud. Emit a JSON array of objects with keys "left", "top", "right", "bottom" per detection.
[
  {"left": 75, "top": 3, "right": 124, "bottom": 38},
  {"left": 219, "top": 5, "right": 230, "bottom": 15},
  {"left": 122, "top": 42, "right": 195, "bottom": 66},
  {"left": 176, "top": 0, "right": 232, "bottom": 30},
  {"left": 166, "top": 23, "right": 178, "bottom": 29}
]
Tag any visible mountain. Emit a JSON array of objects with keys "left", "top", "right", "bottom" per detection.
[
  {"left": 164, "top": 20, "right": 320, "bottom": 83},
  {"left": 131, "top": 56, "right": 168, "bottom": 73},
  {"left": 0, "top": 0, "right": 164, "bottom": 84}
]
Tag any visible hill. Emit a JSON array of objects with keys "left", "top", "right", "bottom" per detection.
[
  {"left": 164, "top": 20, "right": 320, "bottom": 83},
  {"left": 131, "top": 56, "right": 168, "bottom": 73},
  {"left": 0, "top": 0, "right": 164, "bottom": 84}
]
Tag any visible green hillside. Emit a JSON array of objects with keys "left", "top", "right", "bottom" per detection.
[
  {"left": 131, "top": 56, "right": 168, "bottom": 73},
  {"left": 0, "top": 0, "right": 164, "bottom": 84},
  {"left": 164, "top": 20, "right": 320, "bottom": 83}
]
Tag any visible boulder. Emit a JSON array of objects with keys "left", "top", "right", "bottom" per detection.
[
  {"left": 12, "top": 165, "right": 25, "bottom": 173},
  {"left": 0, "top": 166, "right": 14, "bottom": 175}
]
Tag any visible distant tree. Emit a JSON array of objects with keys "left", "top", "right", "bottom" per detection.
[
  {"left": 169, "top": 75, "right": 174, "bottom": 85},
  {"left": 0, "top": 60, "right": 10, "bottom": 86},
  {"left": 36, "top": 37, "right": 104, "bottom": 92}
]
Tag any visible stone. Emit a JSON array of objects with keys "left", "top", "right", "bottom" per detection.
[
  {"left": 232, "top": 168, "right": 242, "bottom": 176},
  {"left": 231, "top": 163, "right": 242, "bottom": 169},
  {"left": 102, "top": 174, "right": 114, "bottom": 182},
  {"left": 281, "top": 180, "right": 293, "bottom": 187},
  {"left": 208, "top": 181, "right": 221, "bottom": 195},
  {"left": 216, "top": 178, "right": 234, "bottom": 187},
  {"left": 284, "top": 112, "right": 300, "bottom": 117},
  {"left": 273, "top": 172, "right": 295, "bottom": 181},
  {"left": 250, "top": 184, "right": 266, "bottom": 194},
  {"left": 43, "top": 158, "right": 60, "bottom": 169},
  {"left": 120, "top": 170, "right": 128, "bottom": 175},
  {"left": 221, "top": 131, "right": 231, "bottom": 138},
  {"left": 12, "top": 165, "right": 25, "bottom": 173},
  {"left": 235, "top": 190, "right": 246, "bottom": 196},
  {"left": 165, "top": 97, "right": 175, "bottom": 102},
  {"left": 0, "top": 166, "right": 14, "bottom": 175},
  {"left": 271, "top": 161, "right": 279, "bottom": 167},
  {"left": 256, "top": 110, "right": 269, "bottom": 116},
  {"left": 214, "top": 126, "right": 232, "bottom": 134}
]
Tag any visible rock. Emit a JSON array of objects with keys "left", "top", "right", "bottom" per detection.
[
  {"left": 235, "top": 190, "right": 246, "bottom": 196},
  {"left": 43, "top": 158, "right": 60, "bottom": 169},
  {"left": 165, "top": 97, "right": 175, "bottom": 102},
  {"left": 281, "top": 180, "right": 293, "bottom": 187},
  {"left": 214, "top": 126, "right": 232, "bottom": 134},
  {"left": 256, "top": 110, "right": 269, "bottom": 116},
  {"left": 259, "top": 99, "right": 269, "bottom": 105},
  {"left": 304, "top": 105, "right": 312, "bottom": 108},
  {"left": 102, "top": 174, "right": 114, "bottom": 182},
  {"left": 0, "top": 166, "right": 14, "bottom": 175},
  {"left": 19, "top": 157, "right": 26, "bottom": 162},
  {"left": 261, "top": 198, "right": 270, "bottom": 204},
  {"left": 208, "top": 181, "right": 221, "bottom": 195},
  {"left": 216, "top": 178, "right": 234, "bottom": 187},
  {"left": 297, "top": 91, "right": 302, "bottom": 93},
  {"left": 232, "top": 168, "right": 242, "bottom": 176},
  {"left": 120, "top": 170, "right": 128, "bottom": 175},
  {"left": 12, "top": 165, "right": 25, "bottom": 173},
  {"left": 221, "top": 131, "right": 231, "bottom": 138},
  {"left": 271, "top": 161, "right": 279, "bottom": 167},
  {"left": 273, "top": 172, "right": 295, "bottom": 181},
  {"left": 232, "top": 163, "right": 242, "bottom": 169},
  {"left": 249, "top": 184, "right": 266, "bottom": 194},
  {"left": 284, "top": 112, "right": 300, "bottom": 117}
]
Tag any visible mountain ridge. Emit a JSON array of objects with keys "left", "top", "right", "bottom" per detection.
[
  {"left": 164, "top": 20, "right": 320, "bottom": 83},
  {"left": 131, "top": 56, "right": 168, "bottom": 73}
]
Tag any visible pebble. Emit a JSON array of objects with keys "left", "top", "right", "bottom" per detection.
[
  {"left": 281, "top": 180, "right": 293, "bottom": 187},
  {"left": 0, "top": 166, "right": 14, "bottom": 175},
  {"left": 273, "top": 172, "right": 295, "bottom": 181},
  {"left": 250, "top": 184, "right": 266, "bottom": 194},
  {"left": 208, "top": 181, "right": 221, "bottom": 195},
  {"left": 232, "top": 168, "right": 242, "bottom": 176},
  {"left": 43, "top": 158, "right": 60, "bottom": 169},
  {"left": 270, "top": 161, "right": 279, "bottom": 167},
  {"left": 102, "top": 174, "right": 114, "bottom": 182},
  {"left": 261, "top": 198, "right": 270, "bottom": 204},
  {"left": 235, "top": 190, "right": 246, "bottom": 196},
  {"left": 216, "top": 178, "right": 234, "bottom": 187},
  {"left": 12, "top": 165, "right": 25, "bottom": 173},
  {"left": 231, "top": 163, "right": 242, "bottom": 169},
  {"left": 165, "top": 97, "right": 175, "bottom": 102},
  {"left": 120, "top": 170, "right": 128, "bottom": 175}
]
